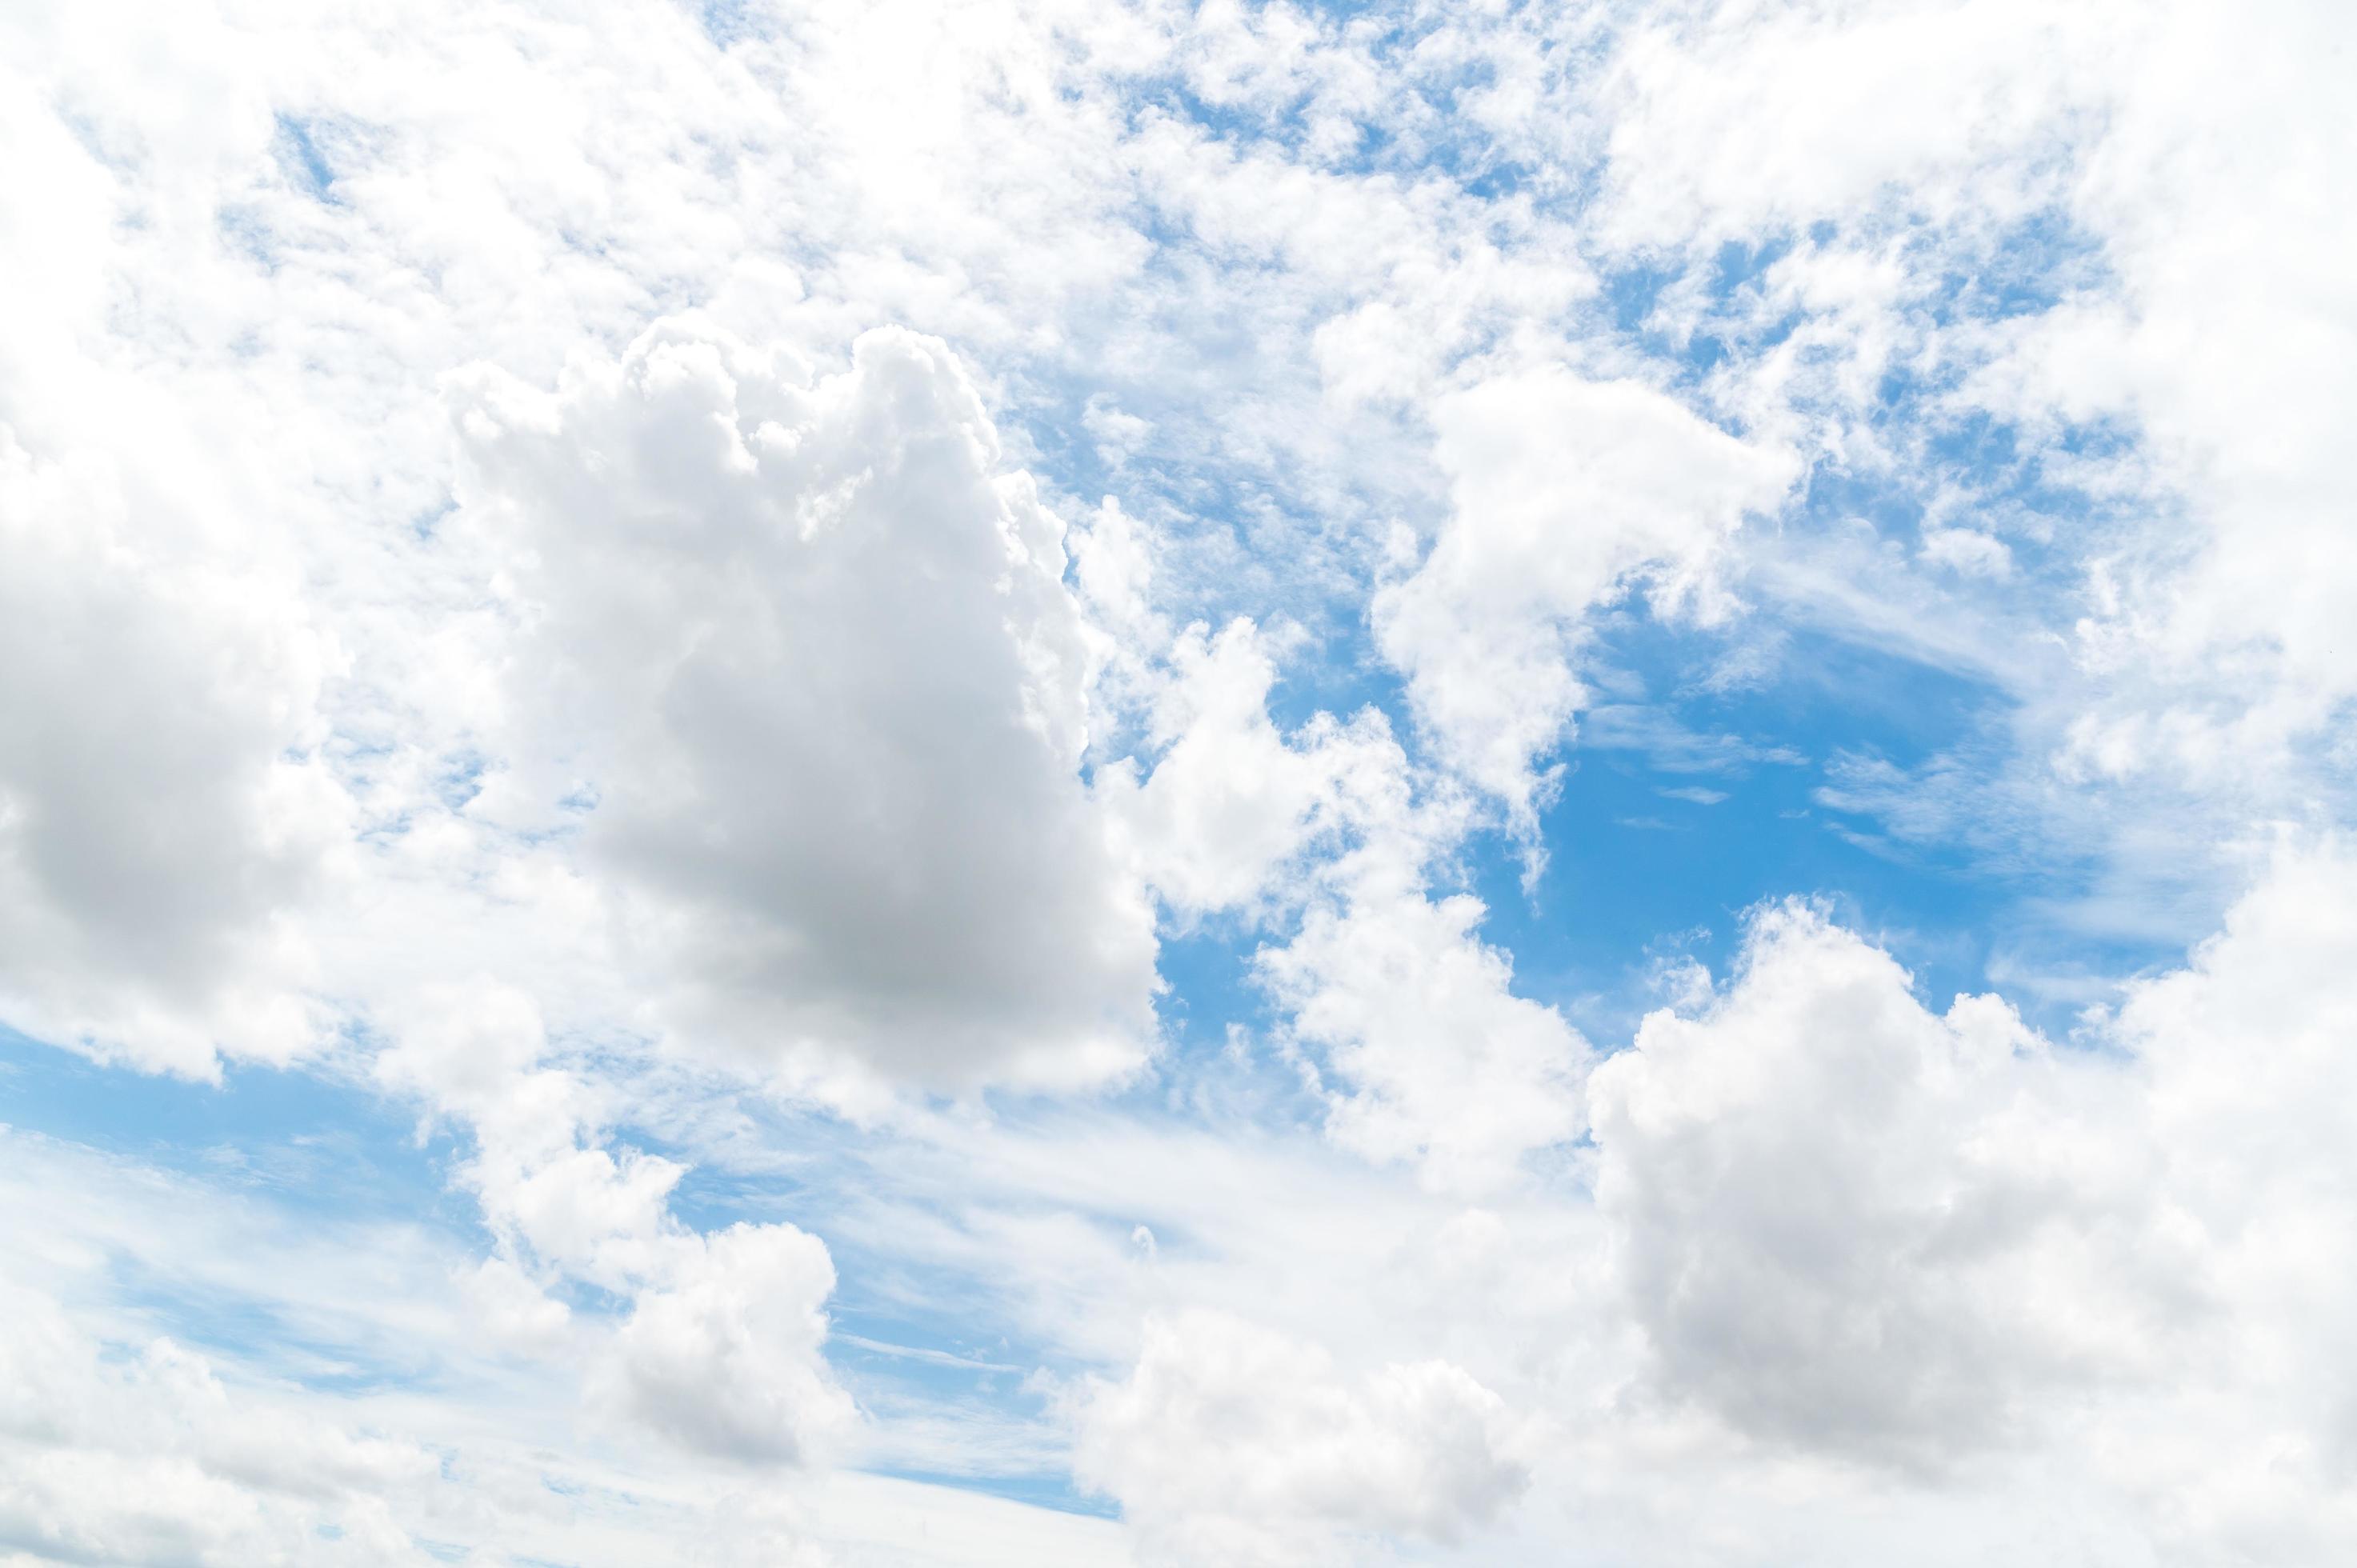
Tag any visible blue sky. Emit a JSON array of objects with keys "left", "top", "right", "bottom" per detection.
[{"left": 2, "top": 1, "right": 2355, "bottom": 1564}]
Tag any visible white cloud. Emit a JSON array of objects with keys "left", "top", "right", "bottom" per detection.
[
  {"left": 1101, "top": 616, "right": 1405, "bottom": 922},
  {"left": 1071, "top": 1309, "right": 1532, "bottom": 1566},
  {"left": 0, "top": 429, "right": 345, "bottom": 1080},
  {"left": 373, "top": 980, "right": 858, "bottom": 1471},
  {"left": 0, "top": 1130, "right": 1134, "bottom": 1566},
  {"left": 457, "top": 1254, "right": 571, "bottom": 1353},
  {"left": 1991, "top": 0, "right": 2357, "bottom": 792},
  {"left": 2087, "top": 841, "right": 2357, "bottom": 1555},
  {"left": 0, "top": 1282, "right": 438, "bottom": 1565},
  {"left": 1591, "top": 899, "right": 2176, "bottom": 1466},
  {"left": 1588, "top": 0, "right": 2357, "bottom": 825},
  {"left": 599, "top": 1221, "right": 857, "bottom": 1466},
  {"left": 1375, "top": 366, "right": 1795, "bottom": 823},
  {"left": 1262, "top": 880, "right": 1591, "bottom": 1198},
  {"left": 454, "top": 319, "right": 1159, "bottom": 1095},
  {"left": 1568, "top": 842, "right": 2357, "bottom": 1559},
  {"left": 1598, "top": 0, "right": 2100, "bottom": 252},
  {"left": 1919, "top": 525, "right": 2013, "bottom": 578}
]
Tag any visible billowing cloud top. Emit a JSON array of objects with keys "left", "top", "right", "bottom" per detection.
[
  {"left": 453, "top": 322, "right": 1158, "bottom": 1094},
  {"left": 1, "top": 0, "right": 2353, "bottom": 1565}
]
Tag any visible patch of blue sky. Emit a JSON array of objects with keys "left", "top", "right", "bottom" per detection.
[
  {"left": 1597, "top": 253, "right": 1807, "bottom": 390},
  {"left": 1599, "top": 256, "right": 1709, "bottom": 340},
  {"left": 1106, "top": 8, "right": 1574, "bottom": 203},
  {"left": 273, "top": 112, "right": 338, "bottom": 202},
  {"left": 598, "top": 1104, "right": 1005, "bottom": 1348},
  {"left": 0, "top": 1032, "right": 496, "bottom": 1402},
  {"left": 816, "top": 1262, "right": 1098, "bottom": 1506},
  {"left": 1124, "top": 76, "right": 1303, "bottom": 151},
  {"left": 822, "top": 1274, "right": 1049, "bottom": 1382},
  {"left": 646, "top": 1136, "right": 823, "bottom": 1237},
  {"left": 431, "top": 749, "right": 489, "bottom": 813},
  {"left": 662, "top": 1092, "right": 1184, "bottom": 1458},
  {"left": 410, "top": 495, "right": 457, "bottom": 542},
  {"left": 1933, "top": 414, "right": 2151, "bottom": 554},
  {"left": 107, "top": 1253, "right": 442, "bottom": 1396},
  {"left": 1926, "top": 206, "right": 2111, "bottom": 327},
  {"left": 842, "top": 1359, "right": 1073, "bottom": 1467},
  {"left": 690, "top": 0, "right": 759, "bottom": 50},
  {"left": 872, "top": 1464, "right": 1118, "bottom": 1519},
  {"left": 1024, "top": 410, "right": 1411, "bottom": 737},
  {"left": 816, "top": 1262, "right": 1136, "bottom": 1510},
  {"left": 1465, "top": 605, "right": 2187, "bottom": 1046},
  {"left": 216, "top": 203, "right": 286, "bottom": 276},
  {"left": 1151, "top": 917, "right": 1295, "bottom": 1054},
  {"left": 1624, "top": 203, "right": 2110, "bottom": 379},
  {"left": 0, "top": 1025, "right": 461, "bottom": 1228}
]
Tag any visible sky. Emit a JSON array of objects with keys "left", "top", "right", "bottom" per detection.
[{"left": 2, "top": 0, "right": 2355, "bottom": 1562}]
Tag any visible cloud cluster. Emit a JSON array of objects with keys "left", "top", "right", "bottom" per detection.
[
  {"left": 1060, "top": 844, "right": 2357, "bottom": 1562},
  {"left": 375, "top": 980, "right": 854, "bottom": 1470}
]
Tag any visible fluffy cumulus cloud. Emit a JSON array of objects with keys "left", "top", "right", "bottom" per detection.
[
  {"left": 2093, "top": 842, "right": 2357, "bottom": 1557},
  {"left": 372, "top": 981, "right": 858, "bottom": 1471},
  {"left": 5, "top": 0, "right": 2356, "bottom": 1564},
  {"left": 1263, "top": 881, "right": 1591, "bottom": 1198},
  {"left": 1591, "top": 902, "right": 2173, "bottom": 1465},
  {"left": 1572, "top": 844, "right": 2357, "bottom": 1557},
  {"left": 454, "top": 321, "right": 1158, "bottom": 1094},
  {"left": 600, "top": 1221, "right": 854, "bottom": 1466},
  {"left": 0, "top": 428, "right": 344, "bottom": 1078},
  {"left": 1376, "top": 367, "right": 1796, "bottom": 822},
  {"left": 1099, "top": 616, "right": 1404, "bottom": 922},
  {"left": 1072, "top": 1310, "right": 1533, "bottom": 1566}
]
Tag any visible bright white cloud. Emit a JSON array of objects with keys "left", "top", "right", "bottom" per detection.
[
  {"left": 1591, "top": 900, "right": 2173, "bottom": 1465},
  {"left": 1263, "top": 880, "right": 1591, "bottom": 1198},
  {"left": 0, "top": 430, "right": 344, "bottom": 1080},
  {"left": 374, "top": 979, "right": 858, "bottom": 1471},
  {"left": 1102, "top": 615, "right": 1406, "bottom": 921},
  {"left": 1375, "top": 366, "right": 1795, "bottom": 822},
  {"left": 1072, "top": 1309, "right": 1532, "bottom": 1566},
  {"left": 454, "top": 320, "right": 1159, "bottom": 1095},
  {"left": 1575, "top": 843, "right": 2357, "bottom": 1558},
  {"left": 1592, "top": 0, "right": 2357, "bottom": 819},
  {"left": 599, "top": 1220, "right": 855, "bottom": 1466}
]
